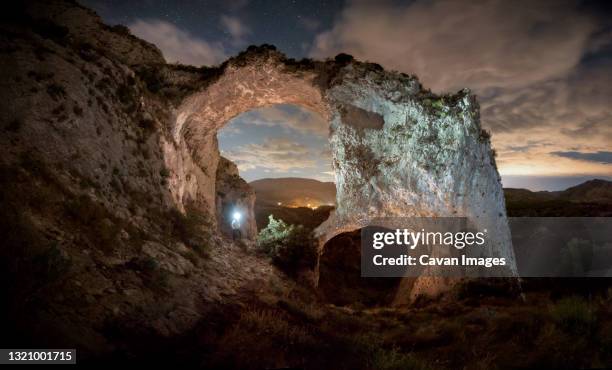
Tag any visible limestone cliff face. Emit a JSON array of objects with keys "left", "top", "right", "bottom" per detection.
[
  {"left": 318, "top": 63, "right": 516, "bottom": 301},
  {"left": 0, "top": 1, "right": 284, "bottom": 353}
]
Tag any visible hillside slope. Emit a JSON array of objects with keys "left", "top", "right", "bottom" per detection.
[
  {"left": 0, "top": 0, "right": 289, "bottom": 357},
  {"left": 505, "top": 179, "right": 612, "bottom": 216}
]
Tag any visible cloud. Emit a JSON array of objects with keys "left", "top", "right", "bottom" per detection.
[
  {"left": 320, "top": 147, "right": 332, "bottom": 159},
  {"left": 220, "top": 15, "right": 250, "bottom": 45},
  {"left": 310, "top": 0, "right": 612, "bottom": 178},
  {"left": 217, "top": 125, "right": 243, "bottom": 137},
  {"left": 223, "top": 138, "right": 318, "bottom": 172},
  {"left": 484, "top": 59, "right": 612, "bottom": 177},
  {"left": 231, "top": 104, "right": 329, "bottom": 136},
  {"left": 310, "top": 0, "right": 595, "bottom": 92},
  {"left": 129, "top": 19, "right": 226, "bottom": 66},
  {"left": 551, "top": 151, "right": 612, "bottom": 164},
  {"left": 309, "top": 171, "right": 336, "bottom": 183}
]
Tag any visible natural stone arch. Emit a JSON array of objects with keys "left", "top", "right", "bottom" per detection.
[
  {"left": 164, "top": 46, "right": 517, "bottom": 299},
  {"left": 163, "top": 48, "right": 331, "bottom": 236}
]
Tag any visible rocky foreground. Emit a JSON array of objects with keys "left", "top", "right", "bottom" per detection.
[{"left": 0, "top": 0, "right": 288, "bottom": 357}]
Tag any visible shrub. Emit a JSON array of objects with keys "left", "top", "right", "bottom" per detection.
[
  {"left": 479, "top": 128, "right": 491, "bottom": 141},
  {"left": 550, "top": 296, "right": 595, "bottom": 335},
  {"left": 350, "top": 333, "right": 430, "bottom": 370},
  {"left": 166, "top": 207, "right": 211, "bottom": 256},
  {"left": 110, "top": 24, "right": 131, "bottom": 36},
  {"left": 140, "top": 118, "right": 156, "bottom": 133},
  {"left": 370, "top": 347, "right": 429, "bottom": 370},
  {"left": 334, "top": 53, "right": 354, "bottom": 64},
  {"left": 136, "top": 68, "right": 163, "bottom": 93},
  {"left": 141, "top": 256, "right": 159, "bottom": 272},
  {"left": 257, "top": 215, "right": 316, "bottom": 272},
  {"left": 214, "top": 307, "right": 315, "bottom": 369},
  {"left": 116, "top": 84, "right": 133, "bottom": 105}
]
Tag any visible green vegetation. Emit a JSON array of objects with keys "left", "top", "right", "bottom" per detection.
[
  {"left": 254, "top": 204, "right": 333, "bottom": 232},
  {"left": 136, "top": 67, "right": 163, "bottom": 93},
  {"left": 110, "top": 24, "right": 131, "bottom": 36},
  {"left": 256, "top": 215, "right": 316, "bottom": 272},
  {"left": 213, "top": 307, "right": 316, "bottom": 369},
  {"left": 334, "top": 53, "right": 354, "bottom": 64},
  {"left": 159, "top": 167, "right": 170, "bottom": 178},
  {"left": 431, "top": 99, "right": 445, "bottom": 111},
  {"left": 479, "top": 128, "right": 491, "bottom": 141}
]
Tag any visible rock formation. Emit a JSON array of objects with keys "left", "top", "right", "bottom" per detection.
[
  {"left": 0, "top": 0, "right": 516, "bottom": 355},
  {"left": 169, "top": 49, "right": 517, "bottom": 298}
]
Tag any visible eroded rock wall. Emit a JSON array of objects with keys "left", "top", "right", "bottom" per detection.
[
  {"left": 0, "top": 1, "right": 285, "bottom": 354},
  {"left": 317, "top": 63, "right": 516, "bottom": 300}
]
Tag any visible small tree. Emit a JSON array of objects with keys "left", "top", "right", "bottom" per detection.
[{"left": 257, "top": 215, "right": 316, "bottom": 273}]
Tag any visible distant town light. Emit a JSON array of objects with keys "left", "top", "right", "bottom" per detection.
[{"left": 277, "top": 202, "right": 282, "bottom": 206}]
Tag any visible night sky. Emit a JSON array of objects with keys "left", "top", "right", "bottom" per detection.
[{"left": 82, "top": 0, "right": 612, "bottom": 190}]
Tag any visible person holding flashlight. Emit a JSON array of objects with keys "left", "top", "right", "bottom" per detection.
[{"left": 231, "top": 210, "right": 242, "bottom": 240}]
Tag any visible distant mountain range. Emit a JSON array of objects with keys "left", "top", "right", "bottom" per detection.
[
  {"left": 504, "top": 179, "right": 612, "bottom": 217},
  {"left": 250, "top": 178, "right": 336, "bottom": 207},
  {"left": 252, "top": 177, "right": 612, "bottom": 206},
  {"left": 250, "top": 178, "right": 335, "bottom": 230},
  {"left": 251, "top": 178, "right": 612, "bottom": 225},
  {"left": 505, "top": 179, "right": 612, "bottom": 204}
]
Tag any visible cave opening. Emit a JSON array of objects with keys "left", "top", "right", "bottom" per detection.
[{"left": 318, "top": 229, "right": 402, "bottom": 307}]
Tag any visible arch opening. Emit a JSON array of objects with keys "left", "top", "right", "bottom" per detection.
[
  {"left": 216, "top": 103, "right": 335, "bottom": 238},
  {"left": 166, "top": 52, "right": 337, "bottom": 242}
]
